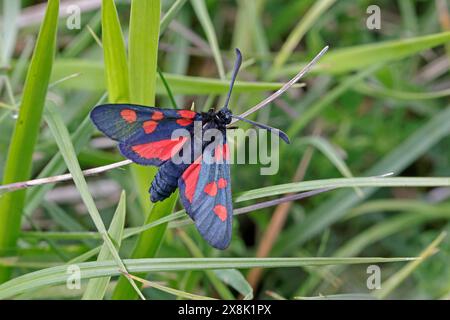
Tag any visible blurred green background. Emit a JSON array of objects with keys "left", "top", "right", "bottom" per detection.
[{"left": 0, "top": 0, "right": 449, "bottom": 300}]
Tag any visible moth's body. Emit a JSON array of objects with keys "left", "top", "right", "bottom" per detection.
[{"left": 150, "top": 108, "right": 233, "bottom": 203}]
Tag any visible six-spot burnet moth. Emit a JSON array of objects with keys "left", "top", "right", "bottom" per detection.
[{"left": 90, "top": 46, "right": 328, "bottom": 249}]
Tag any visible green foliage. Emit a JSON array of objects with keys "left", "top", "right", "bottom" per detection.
[
  {"left": 0, "top": 0, "right": 59, "bottom": 283},
  {"left": 0, "top": 0, "right": 449, "bottom": 300}
]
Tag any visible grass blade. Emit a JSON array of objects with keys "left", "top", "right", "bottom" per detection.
[
  {"left": 213, "top": 269, "right": 254, "bottom": 300},
  {"left": 128, "top": 0, "right": 160, "bottom": 106},
  {"left": 24, "top": 94, "right": 107, "bottom": 215},
  {"left": 0, "top": 0, "right": 59, "bottom": 283},
  {"left": 0, "top": 257, "right": 416, "bottom": 299},
  {"left": 274, "top": 105, "right": 450, "bottom": 255},
  {"left": 124, "top": 272, "right": 216, "bottom": 300},
  {"left": 298, "top": 136, "right": 363, "bottom": 196},
  {"left": 44, "top": 102, "right": 144, "bottom": 300},
  {"left": 287, "top": 64, "right": 380, "bottom": 137},
  {"left": 236, "top": 177, "right": 450, "bottom": 202},
  {"left": 178, "top": 230, "right": 234, "bottom": 299},
  {"left": 273, "top": 0, "right": 336, "bottom": 70},
  {"left": 279, "top": 31, "right": 450, "bottom": 76},
  {"left": 51, "top": 59, "right": 295, "bottom": 94},
  {"left": 112, "top": 0, "right": 165, "bottom": 300},
  {"left": 0, "top": 0, "right": 20, "bottom": 66},
  {"left": 102, "top": 0, "right": 130, "bottom": 103},
  {"left": 83, "top": 191, "right": 127, "bottom": 300},
  {"left": 160, "top": 0, "right": 188, "bottom": 35},
  {"left": 190, "top": 0, "right": 225, "bottom": 79},
  {"left": 374, "top": 232, "right": 447, "bottom": 299}
]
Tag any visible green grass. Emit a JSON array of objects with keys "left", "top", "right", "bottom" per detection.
[
  {"left": 0, "top": 0, "right": 449, "bottom": 300},
  {"left": 0, "top": 0, "right": 59, "bottom": 283}
]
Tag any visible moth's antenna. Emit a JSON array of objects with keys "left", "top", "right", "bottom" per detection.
[
  {"left": 231, "top": 114, "right": 290, "bottom": 144},
  {"left": 223, "top": 48, "right": 243, "bottom": 110}
]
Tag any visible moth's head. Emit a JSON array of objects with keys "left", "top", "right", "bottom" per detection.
[{"left": 217, "top": 108, "right": 232, "bottom": 125}]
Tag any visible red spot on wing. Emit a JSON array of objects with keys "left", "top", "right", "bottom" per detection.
[
  {"left": 176, "top": 119, "right": 193, "bottom": 126},
  {"left": 214, "top": 143, "right": 229, "bottom": 162},
  {"left": 223, "top": 143, "right": 229, "bottom": 160},
  {"left": 204, "top": 182, "right": 218, "bottom": 196},
  {"left": 120, "top": 109, "right": 137, "bottom": 123},
  {"left": 217, "top": 178, "right": 228, "bottom": 189},
  {"left": 151, "top": 111, "right": 164, "bottom": 120},
  {"left": 131, "top": 136, "right": 186, "bottom": 160},
  {"left": 213, "top": 204, "right": 227, "bottom": 222},
  {"left": 182, "top": 157, "right": 202, "bottom": 203},
  {"left": 178, "top": 110, "right": 196, "bottom": 119},
  {"left": 143, "top": 120, "right": 158, "bottom": 133}
]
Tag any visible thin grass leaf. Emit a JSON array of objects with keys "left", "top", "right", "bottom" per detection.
[
  {"left": 124, "top": 272, "right": 216, "bottom": 300},
  {"left": 158, "top": 67, "right": 177, "bottom": 108},
  {"left": 128, "top": 0, "right": 160, "bottom": 106},
  {"left": 287, "top": 64, "right": 380, "bottom": 137},
  {"left": 102, "top": 0, "right": 130, "bottom": 103},
  {"left": 112, "top": 0, "right": 164, "bottom": 300},
  {"left": 160, "top": 0, "right": 188, "bottom": 35},
  {"left": 10, "top": 36, "right": 34, "bottom": 90},
  {"left": 0, "top": 0, "right": 20, "bottom": 66},
  {"left": 62, "top": 11, "right": 102, "bottom": 58},
  {"left": 51, "top": 59, "right": 295, "bottom": 95},
  {"left": 298, "top": 136, "right": 363, "bottom": 196},
  {"left": 83, "top": 191, "right": 127, "bottom": 300},
  {"left": 126, "top": 0, "right": 160, "bottom": 215},
  {"left": 328, "top": 210, "right": 450, "bottom": 272},
  {"left": 398, "top": 0, "right": 418, "bottom": 35},
  {"left": 190, "top": 0, "right": 225, "bottom": 79},
  {"left": 273, "top": 0, "right": 336, "bottom": 69},
  {"left": 374, "top": 232, "right": 447, "bottom": 299},
  {"left": 42, "top": 202, "right": 93, "bottom": 247},
  {"left": 236, "top": 177, "right": 450, "bottom": 202},
  {"left": 112, "top": 192, "right": 178, "bottom": 299},
  {"left": 213, "top": 269, "right": 254, "bottom": 300},
  {"left": 287, "top": 207, "right": 450, "bottom": 296},
  {"left": 44, "top": 102, "right": 144, "bottom": 300},
  {"left": 178, "top": 230, "right": 234, "bottom": 299},
  {"left": 355, "top": 82, "right": 450, "bottom": 100},
  {"left": 279, "top": 31, "right": 450, "bottom": 76},
  {"left": 0, "top": 257, "right": 416, "bottom": 299},
  {"left": 25, "top": 94, "right": 107, "bottom": 215},
  {"left": 0, "top": 0, "right": 59, "bottom": 283}
]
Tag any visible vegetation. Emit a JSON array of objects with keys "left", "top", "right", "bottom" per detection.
[{"left": 0, "top": 0, "right": 449, "bottom": 299}]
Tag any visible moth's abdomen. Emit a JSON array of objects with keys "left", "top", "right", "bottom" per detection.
[{"left": 150, "top": 160, "right": 189, "bottom": 202}]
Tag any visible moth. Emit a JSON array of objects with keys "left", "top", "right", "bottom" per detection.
[{"left": 90, "top": 47, "right": 328, "bottom": 249}]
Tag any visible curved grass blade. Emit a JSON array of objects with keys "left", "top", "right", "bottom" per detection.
[
  {"left": 101, "top": 0, "right": 130, "bottom": 103},
  {"left": 278, "top": 31, "right": 450, "bottom": 76},
  {"left": 0, "top": 0, "right": 59, "bottom": 283},
  {"left": 44, "top": 102, "right": 144, "bottom": 300},
  {"left": 122, "top": 272, "right": 216, "bottom": 300},
  {"left": 298, "top": 136, "right": 363, "bottom": 196},
  {"left": 213, "top": 269, "right": 254, "bottom": 300},
  {"left": 273, "top": 0, "right": 336, "bottom": 70},
  {"left": 0, "top": 257, "right": 416, "bottom": 299},
  {"left": 83, "top": 191, "right": 127, "bottom": 300},
  {"left": 287, "top": 64, "right": 380, "bottom": 137},
  {"left": 374, "top": 232, "right": 447, "bottom": 299},
  {"left": 160, "top": 0, "right": 188, "bottom": 35},
  {"left": 190, "top": 0, "right": 225, "bottom": 79}
]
